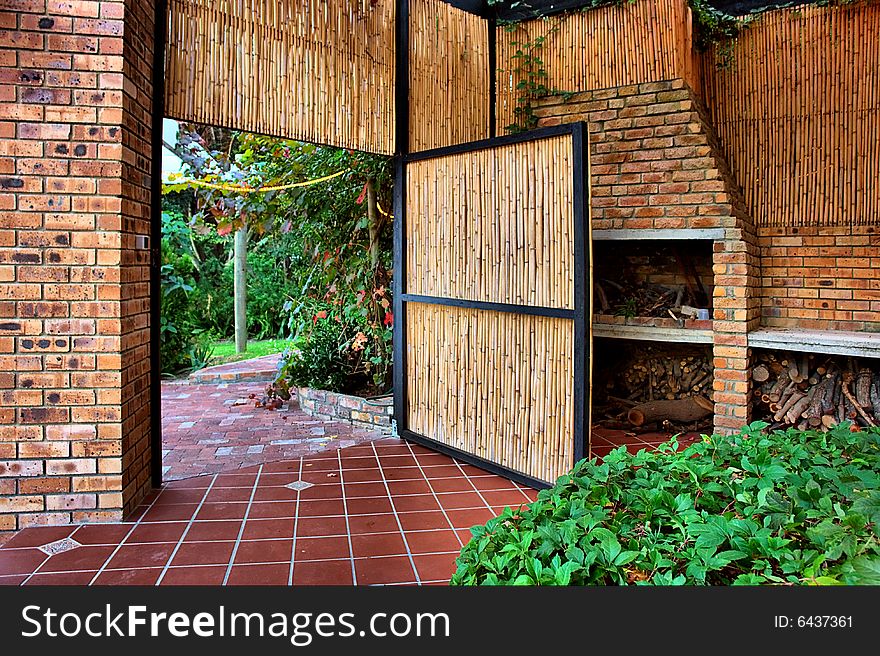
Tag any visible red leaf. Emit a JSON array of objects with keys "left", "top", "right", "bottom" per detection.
[
  {"left": 383, "top": 311, "right": 393, "bottom": 327},
  {"left": 356, "top": 182, "right": 368, "bottom": 205}
]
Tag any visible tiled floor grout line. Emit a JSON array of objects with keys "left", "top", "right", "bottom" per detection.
[
  {"left": 80, "top": 487, "right": 171, "bottom": 587},
  {"left": 370, "top": 441, "right": 421, "bottom": 585},
  {"left": 452, "top": 460, "right": 499, "bottom": 515},
  {"left": 336, "top": 448, "right": 358, "bottom": 585},
  {"left": 3, "top": 549, "right": 468, "bottom": 580},
  {"left": 403, "top": 442, "right": 465, "bottom": 548},
  {"left": 512, "top": 482, "right": 536, "bottom": 503},
  {"left": 220, "top": 464, "right": 264, "bottom": 585},
  {"left": 153, "top": 474, "right": 221, "bottom": 586},
  {"left": 287, "top": 456, "right": 304, "bottom": 586}
]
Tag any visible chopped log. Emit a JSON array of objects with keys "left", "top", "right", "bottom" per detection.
[
  {"left": 785, "top": 388, "right": 814, "bottom": 424},
  {"left": 627, "top": 396, "right": 713, "bottom": 427},
  {"left": 767, "top": 370, "right": 791, "bottom": 403},
  {"left": 841, "top": 372, "right": 876, "bottom": 427},
  {"left": 871, "top": 373, "right": 880, "bottom": 420},
  {"left": 804, "top": 376, "right": 834, "bottom": 419},
  {"left": 774, "top": 390, "right": 805, "bottom": 422},
  {"left": 752, "top": 364, "right": 770, "bottom": 383},
  {"left": 856, "top": 368, "right": 872, "bottom": 409},
  {"left": 820, "top": 372, "right": 840, "bottom": 414},
  {"left": 822, "top": 415, "right": 838, "bottom": 429},
  {"left": 799, "top": 355, "right": 810, "bottom": 384}
]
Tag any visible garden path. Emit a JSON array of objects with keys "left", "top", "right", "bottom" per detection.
[{"left": 161, "top": 379, "right": 383, "bottom": 481}]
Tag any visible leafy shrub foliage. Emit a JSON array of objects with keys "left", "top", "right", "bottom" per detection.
[
  {"left": 159, "top": 211, "right": 214, "bottom": 375},
  {"left": 451, "top": 422, "right": 880, "bottom": 585},
  {"left": 275, "top": 311, "right": 364, "bottom": 394}
]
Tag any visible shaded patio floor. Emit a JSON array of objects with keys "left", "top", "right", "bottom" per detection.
[
  {"left": 0, "top": 428, "right": 697, "bottom": 585},
  {"left": 0, "top": 438, "right": 537, "bottom": 586}
]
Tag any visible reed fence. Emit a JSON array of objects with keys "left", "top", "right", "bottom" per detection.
[
  {"left": 701, "top": 2, "right": 880, "bottom": 228},
  {"left": 409, "top": 0, "right": 490, "bottom": 151},
  {"left": 406, "top": 303, "right": 575, "bottom": 483},
  {"left": 495, "top": 0, "right": 696, "bottom": 132}
]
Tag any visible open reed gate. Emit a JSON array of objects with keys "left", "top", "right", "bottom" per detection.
[{"left": 394, "top": 125, "right": 592, "bottom": 487}]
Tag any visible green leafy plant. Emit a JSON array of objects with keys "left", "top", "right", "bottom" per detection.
[
  {"left": 164, "top": 128, "right": 393, "bottom": 392},
  {"left": 452, "top": 422, "right": 880, "bottom": 585},
  {"left": 273, "top": 310, "right": 367, "bottom": 394},
  {"left": 614, "top": 297, "right": 639, "bottom": 319}
]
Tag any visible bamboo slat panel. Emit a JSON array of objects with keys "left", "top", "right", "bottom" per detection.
[
  {"left": 164, "top": 0, "right": 396, "bottom": 155},
  {"left": 701, "top": 2, "right": 880, "bottom": 228},
  {"left": 407, "top": 303, "right": 574, "bottom": 483},
  {"left": 409, "top": 0, "right": 490, "bottom": 151},
  {"left": 495, "top": 0, "right": 695, "bottom": 132},
  {"left": 406, "top": 135, "right": 574, "bottom": 309}
]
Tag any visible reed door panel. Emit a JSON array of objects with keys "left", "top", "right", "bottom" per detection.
[{"left": 395, "top": 125, "right": 591, "bottom": 486}]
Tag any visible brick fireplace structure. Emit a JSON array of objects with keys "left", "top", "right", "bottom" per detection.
[{"left": 534, "top": 80, "right": 761, "bottom": 433}]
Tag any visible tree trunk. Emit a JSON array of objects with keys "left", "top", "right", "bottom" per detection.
[
  {"left": 233, "top": 227, "right": 248, "bottom": 354},
  {"left": 366, "top": 178, "right": 380, "bottom": 271}
]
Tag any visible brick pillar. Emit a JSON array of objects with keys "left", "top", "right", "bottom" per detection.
[
  {"left": 0, "top": 0, "right": 155, "bottom": 530},
  {"left": 694, "top": 99, "right": 761, "bottom": 436}
]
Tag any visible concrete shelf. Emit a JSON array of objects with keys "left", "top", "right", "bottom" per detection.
[
  {"left": 592, "top": 322, "right": 714, "bottom": 344},
  {"left": 591, "top": 228, "right": 727, "bottom": 241},
  {"left": 748, "top": 328, "right": 880, "bottom": 359}
]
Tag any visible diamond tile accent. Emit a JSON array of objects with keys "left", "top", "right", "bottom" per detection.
[
  {"left": 285, "top": 480, "right": 314, "bottom": 491},
  {"left": 38, "top": 538, "right": 82, "bottom": 556}
]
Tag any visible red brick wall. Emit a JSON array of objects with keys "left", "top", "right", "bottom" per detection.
[
  {"left": 0, "top": 0, "right": 155, "bottom": 530},
  {"left": 119, "top": 0, "right": 153, "bottom": 514},
  {"left": 533, "top": 80, "right": 761, "bottom": 433},
  {"left": 759, "top": 226, "right": 880, "bottom": 333}
]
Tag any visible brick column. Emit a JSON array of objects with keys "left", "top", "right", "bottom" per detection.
[{"left": 0, "top": 0, "right": 155, "bottom": 530}]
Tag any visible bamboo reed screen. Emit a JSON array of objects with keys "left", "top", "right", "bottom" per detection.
[
  {"left": 164, "top": 0, "right": 396, "bottom": 154},
  {"left": 406, "top": 136, "right": 573, "bottom": 308},
  {"left": 700, "top": 2, "right": 880, "bottom": 228},
  {"left": 495, "top": 0, "right": 696, "bottom": 133},
  {"left": 409, "top": 0, "right": 490, "bottom": 151},
  {"left": 406, "top": 304, "right": 574, "bottom": 483}
]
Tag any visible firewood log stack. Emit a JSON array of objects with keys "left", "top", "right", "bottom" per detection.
[
  {"left": 598, "top": 345, "right": 715, "bottom": 430},
  {"left": 752, "top": 352, "right": 879, "bottom": 431},
  {"left": 619, "top": 350, "right": 713, "bottom": 403}
]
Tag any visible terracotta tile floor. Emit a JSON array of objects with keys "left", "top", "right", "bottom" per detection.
[
  {"left": 590, "top": 426, "right": 702, "bottom": 458},
  {"left": 0, "top": 428, "right": 695, "bottom": 585},
  {"left": 0, "top": 438, "right": 538, "bottom": 586},
  {"left": 161, "top": 380, "right": 382, "bottom": 480}
]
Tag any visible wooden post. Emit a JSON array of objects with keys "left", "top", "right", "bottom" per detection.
[{"left": 233, "top": 227, "right": 248, "bottom": 354}]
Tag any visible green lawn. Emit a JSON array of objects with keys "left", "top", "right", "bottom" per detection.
[{"left": 208, "top": 338, "right": 289, "bottom": 365}]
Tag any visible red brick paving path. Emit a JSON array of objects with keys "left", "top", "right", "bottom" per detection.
[
  {"left": 161, "top": 380, "right": 382, "bottom": 480},
  {"left": 187, "top": 353, "right": 282, "bottom": 384}
]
